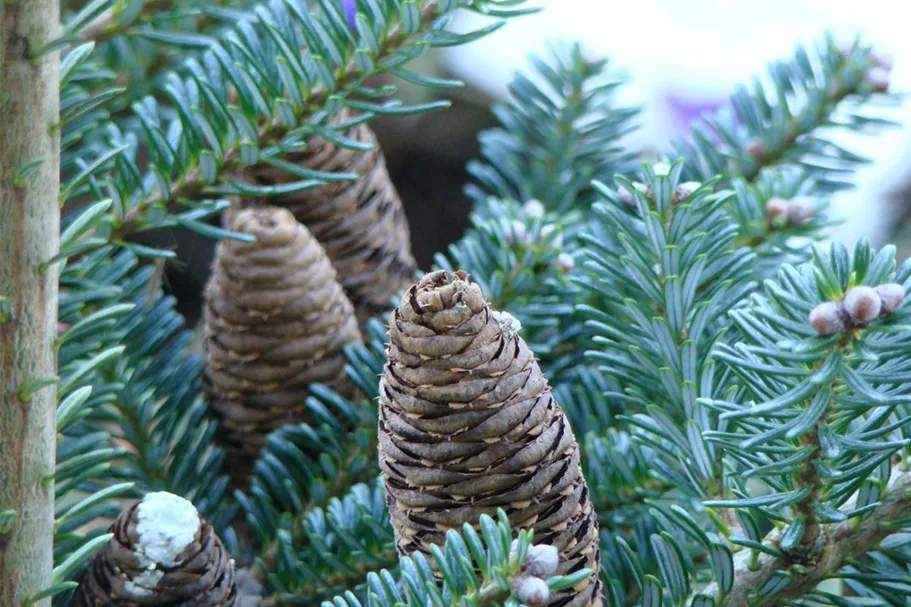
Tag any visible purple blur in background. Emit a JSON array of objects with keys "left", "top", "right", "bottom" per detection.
[
  {"left": 343, "top": 0, "right": 357, "bottom": 28},
  {"left": 664, "top": 93, "right": 727, "bottom": 135}
]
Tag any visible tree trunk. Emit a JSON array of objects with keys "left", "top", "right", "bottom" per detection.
[{"left": 0, "top": 2, "right": 61, "bottom": 605}]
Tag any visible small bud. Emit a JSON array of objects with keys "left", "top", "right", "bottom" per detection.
[
  {"left": 508, "top": 220, "right": 528, "bottom": 246},
  {"left": 652, "top": 162, "right": 671, "bottom": 176},
  {"left": 524, "top": 544, "right": 559, "bottom": 578},
  {"left": 514, "top": 576, "right": 550, "bottom": 607},
  {"left": 745, "top": 138, "right": 765, "bottom": 158},
  {"left": 523, "top": 199, "right": 546, "bottom": 219},
  {"left": 765, "top": 197, "right": 790, "bottom": 220},
  {"left": 875, "top": 282, "right": 905, "bottom": 315},
  {"left": 838, "top": 41, "right": 855, "bottom": 60},
  {"left": 541, "top": 224, "right": 563, "bottom": 248},
  {"left": 786, "top": 197, "right": 816, "bottom": 226},
  {"left": 844, "top": 286, "right": 882, "bottom": 324},
  {"left": 552, "top": 252, "right": 575, "bottom": 274},
  {"left": 809, "top": 301, "right": 845, "bottom": 336},
  {"left": 674, "top": 181, "right": 701, "bottom": 202},
  {"left": 867, "top": 67, "right": 890, "bottom": 93},
  {"left": 617, "top": 186, "right": 634, "bottom": 207},
  {"left": 872, "top": 51, "right": 894, "bottom": 71},
  {"left": 619, "top": 182, "right": 653, "bottom": 207}
]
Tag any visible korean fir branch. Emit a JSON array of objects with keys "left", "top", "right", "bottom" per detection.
[
  {"left": 698, "top": 240, "right": 911, "bottom": 607},
  {"left": 320, "top": 511, "right": 593, "bottom": 607},
  {"left": 66, "top": 0, "right": 534, "bottom": 260},
  {"left": 237, "top": 320, "right": 388, "bottom": 600},
  {"left": 578, "top": 161, "right": 756, "bottom": 480},
  {"left": 65, "top": 0, "right": 253, "bottom": 122},
  {"left": 466, "top": 41, "right": 638, "bottom": 215},
  {"left": 48, "top": 206, "right": 229, "bottom": 604},
  {"left": 573, "top": 161, "right": 758, "bottom": 603},
  {"left": 671, "top": 33, "right": 896, "bottom": 194},
  {"left": 260, "top": 481, "right": 398, "bottom": 605}
]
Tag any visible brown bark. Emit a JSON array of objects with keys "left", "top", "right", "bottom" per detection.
[{"left": 0, "top": 2, "right": 61, "bottom": 605}]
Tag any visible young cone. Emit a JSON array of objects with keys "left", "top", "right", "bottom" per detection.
[
  {"left": 203, "top": 206, "right": 362, "bottom": 471},
  {"left": 378, "top": 270, "right": 602, "bottom": 607},
  {"left": 228, "top": 110, "right": 417, "bottom": 325},
  {"left": 72, "top": 492, "right": 237, "bottom": 606}
]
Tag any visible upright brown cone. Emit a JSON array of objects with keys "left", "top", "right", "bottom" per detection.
[
  {"left": 228, "top": 109, "right": 417, "bottom": 324},
  {"left": 203, "top": 206, "right": 362, "bottom": 467},
  {"left": 72, "top": 492, "right": 238, "bottom": 606},
  {"left": 377, "top": 270, "right": 602, "bottom": 607}
]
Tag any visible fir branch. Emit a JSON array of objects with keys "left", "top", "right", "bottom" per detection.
[
  {"left": 705, "top": 466, "right": 911, "bottom": 607},
  {"left": 466, "top": 42, "right": 637, "bottom": 214},
  {"left": 321, "top": 510, "right": 593, "bottom": 607},
  {"left": 69, "top": 0, "right": 533, "bottom": 260},
  {"left": 673, "top": 34, "right": 896, "bottom": 193}
]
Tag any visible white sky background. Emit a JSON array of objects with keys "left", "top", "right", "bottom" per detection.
[{"left": 439, "top": 0, "right": 911, "bottom": 247}]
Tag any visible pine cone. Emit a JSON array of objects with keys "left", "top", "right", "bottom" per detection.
[
  {"left": 203, "top": 206, "right": 362, "bottom": 467},
  {"left": 377, "top": 270, "right": 602, "bottom": 607},
  {"left": 72, "top": 492, "right": 238, "bottom": 606},
  {"left": 228, "top": 110, "right": 417, "bottom": 325}
]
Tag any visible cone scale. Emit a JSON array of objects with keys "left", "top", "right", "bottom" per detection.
[
  {"left": 229, "top": 110, "right": 417, "bottom": 324},
  {"left": 203, "top": 206, "right": 361, "bottom": 469},
  {"left": 378, "top": 270, "right": 602, "bottom": 607}
]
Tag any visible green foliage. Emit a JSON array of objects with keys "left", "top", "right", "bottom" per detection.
[
  {"left": 239, "top": 319, "right": 386, "bottom": 546},
  {"left": 323, "top": 510, "right": 593, "bottom": 607},
  {"left": 466, "top": 42, "right": 638, "bottom": 214},
  {"left": 61, "top": 0, "right": 535, "bottom": 263},
  {"left": 39, "top": 0, "right": 911, "bottom": 604},
  {"left": 705, "top": 241, "right": 911, "bottom": 525},
  {"left": 671, "top": 34, "right": 898, "bottom": 193}
]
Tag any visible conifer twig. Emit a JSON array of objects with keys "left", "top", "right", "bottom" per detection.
[
  {"left": 705, "top": 466, "right": 911, "bottom": 607},
  {"left": 86, "top": 0, "right": 443, "bottom": 248}
]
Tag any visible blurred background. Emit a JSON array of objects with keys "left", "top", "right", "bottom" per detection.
[{"left": 162, "top": 0, "right": 911, "bottom": 321}]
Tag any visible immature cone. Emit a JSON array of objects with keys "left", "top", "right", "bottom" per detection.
[
  {"left": 378, "top": 270, "right": 602, "bottom": 607},
  {"left": 203, "top": 206, "right": 361, "bottom": 465},
  {"left": 844, "top": 286, "right": 882, "bottom": 324},
  {"left": 229, "top": 109, "right": 417, "bottom": 324},
  {"left": 72, "top": 492, "right": 237, "bottom": 606}
]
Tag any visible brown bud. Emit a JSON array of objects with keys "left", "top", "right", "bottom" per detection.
[
  {"left": 786, "top": 197, "right": 816, "bottom": 226},
  {"left": 867, "top": 67, "right": 890, "bottom": 93},
  {"left": 617, "top": 186, "right": 635, "bottom": 208},
  {"left": 875, "top": 282, "right": 905, "bottom": 315},
  {"left": 745, "top": 138, "right": 766, "bottom": 158},
  {"left": 525, "top": 544, "right": 560, "bottom": 578},
  {"left": 844, "top": 286, "right": 882, "bottom": 324},
  {"left": 203, "top": 207, "right": 362, "bottom": 475},
  {"left": 552, "top": 252, "right": 575, "bottom": 274},
  {"left": 765, "top": 197, "right": 790, "bottom": 220},
  {"left": 674, "top": 181, "right": 701, "bottom": 202},
  {"left": 523, "top": 199, "right": 546, "bottom": 218},
  {"left": 515, "top": 576, "right": 550, "bottom": 607},
  {"left": 809, "top": 301, "right": 845, "bottom": 335},
  {"left": 872, "top": 51, "right": 894, "bottom": 71}
]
